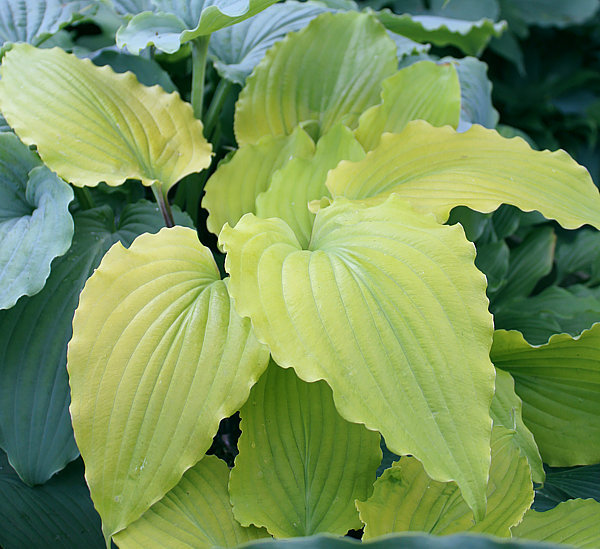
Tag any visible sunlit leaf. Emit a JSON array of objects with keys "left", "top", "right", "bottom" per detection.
[
  {"left": 113, "top": 455, "right": 268, "bottom": 548},
  {"left": 357, "top": 427, "right": 533, "bottom": 539},
  {"left": 220, "top": 195, "right": 496, "bottom": 521},
  {"left": 491, "top": 325, "right": 600, "bottom": 465},
  {"left": 0, "top": 44, "right": 212, "bottom": 197},
  {"left": 234, "top": 11, "right": 397, "bottom": 145},
  {"left": 68, "top": 227, "right": 270, "bottom": 539},
  {"left": 327, "top": 121, "right": 600, "bottom": 230},
  {"left": 354, "top": 60, "right": 461, "bottom": 152},
  {"left": 230, "top": 361, "right": 381, "bottom": 537},
  {"left": 0, "top": 132, "right": 73, "bottom": 310}
]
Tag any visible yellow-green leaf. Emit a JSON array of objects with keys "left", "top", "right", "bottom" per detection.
[
  {"left": 491, "top": 326, "right": 600, "bottom": 466},
  {"left": 220, "top": 195, "right": 495, "bottom": 521},
  {"left": 0, "top": 44, "right": 211, "bottom": 196},
  {"left": 113, "top": 455, "right": 269, "bottom": 548},
  {"left": 230, "top": 361, "right": 381, "bottom": 537},
  {"left": 234, "top": 11, "right": 397, "bottom": 146},
  {"left": 354, "top": 61, "right": 461, "bottom": 152},
  {"left": 327, "top": 121, "right": 600, "bottom": 230},
  {"left": 357, "top": 427, "right": 533, "bottom": 539},
  {"left": 512, "top": 499, "right": 600, "bottom": 548},
  {"left": 67, "top": 227, "right": 269, "bottom": 540}
]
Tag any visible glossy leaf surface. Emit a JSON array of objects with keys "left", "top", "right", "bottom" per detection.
[
  {"left": 327, "top": 121, "right": 600, "bottom": 230},
  {"left": 491, "top": 326, "right": 600, "bottom": 465},
  {"left": 0, "top": 44, "right": 211, "bottom": 196},
  {"left": 230, "top": 362, "right": 381, "bottom": 537},
  {"left": 113, "top": 455, "right": 268, "bottom": 548},
  {"left": 0, "top": 132, "right": 73, "bottom": 310},
  {"left": 220, "top": 195, "right": 495, "bottom": 521},
  {"left": 68, "top": 227, "right": 269, "bottom": 538},
  {"left": 234, "top": 11, "right": 397, "bottom": 145}
]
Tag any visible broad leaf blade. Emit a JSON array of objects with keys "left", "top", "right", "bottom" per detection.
[
  {"left": 512, "top": 499, "right": 600, "bottom": 548},
  {"left": 68, "top": 227, "right": 270, "bottom": 538},
  {"left": 535, "top": 465, "right": 600, "bottom": 512},
  {"left": 234, "top": 11, "right": 397, "bottom": 145},
  {"left": 113, "top": 455, "right": 268, "bottom": 548},
  {"left": 491, "top": 326, "right": 600, "bottom": 465},
  {"left": 357, "top": 427, "right": 533, "bottom": 539},
  {"left": 230, "top": 361, "right": 381, "bottom": 537},
  {"left": 354, "top": 60, "right": 461, "bottom": 151},
  {"left": 0, "top": 202, "right": 191, "bottom": 486},
  {"left": 0, "top": 133, "right": 73, "bottom": 310},
  {"left": 327, "top": 121, "right": 600, "bottom": 230},
  {"left": 220, "top": 195, "right": 495, "bottom": 521},
  {"left": 0, "top": 44, "right": 212, "bottom": 196}
]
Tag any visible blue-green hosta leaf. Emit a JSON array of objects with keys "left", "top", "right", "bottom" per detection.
[
  {"left": 0, "top": 451, "right": 104, "bottom": 549},
  {"left": 425, "top": 0, "right": 500, "bottom": 21},
  {"left": 230, "top": 361, "right": 381, "bottom": 537},
  {"left": 113, "top": 455, "right": 269, "bottom": 548},
  {"left": 512, "top": 499, "right": 600, "bottom": 548},
  {"left": 354, "top": 60, "right": 461, "bottom": 152},
  {"left": 0, "top": 44, "right": 211, "bottom": 197},
  {"left": 0, "top": 0, "right": 97, "bottom": 53},
  {"left": 500, "top": 0, "right": 600, "bottom": 28},
  {"left": 387, "top": 31, "right": 431, "bottom": 60},
  {"left": 490, "top": 369, "right": 544, "bottom": 484},
  {"left": 555, "top": 229, "right": 600, "bottom": 286},
  {"left": 376, "top": 11, "right": 506, "bottom": 56},
  {"left": 0, "top": 132, "right": 73, "bottom": 310},
  {"left": 220, "top": 195, "right": 495, "bottom": 521},
  {"left": 0, "top": 202, "right": 192, "bottom": 486},
  {"left": 116, "top": 0, "right": 279, "bottom": 54},
  {"left": 203, "top": 128, "right": 315, "bottom": 237},
  {"left": 491, "top": 326, "right": 600, "bottom": 465},
  {"left": 327, "top": 121, "right": 600, "bottom": 230},
  {"left": 474, "top": 241, "right": 509, "bottom": 294},
  {"left": 208, "top": 1, "right": 330, "bottom": 85},
  {"left": 110, "top": 0, "right": 153, "bottom": 15},
  {"left": 255, "top": 124, "right": 365, "bottom": 248},
  {"left": 68, "top": 227, "right": 270, "bottom": 540},
  {"left": 357, "top": 427, "right": 533, "bottom": 539},
  {"left": 234, "top": 11, "right": 398, "bottom": 145},
  {"left": 534, "top": 465, "right": 600, "bottom": 511}
]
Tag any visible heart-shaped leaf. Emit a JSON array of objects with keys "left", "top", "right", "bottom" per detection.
[
  {"left": 0, "top": 44, "right": 212, "bottom": 197},
  {"left": 230, "top": 361, "right": 381, "bottom": 537},
  {"left": 357, "top": 427, "right": 533, "bottom": 539},
  {"left": 68, "top": 227, "right": 270, "bottom": 539},
  {"left": 234, "top": 11, "right": 398, "bottom": 145},
  {"left": 0, "top": 201, "right": 192, "bottom": 486},
  {"left": 327, "top": 121, "right": 600, "bottom": 230},
  {"left": 116, "top": 0, "right": 279, "bottom": 54},
  {"left": 220, "top": 195, "right": 496, "bottom": 521},
  {"left": 0, "top": 132, "right": 73, "bottom": 310},
  {"left": 491, "top": 325, "right": 600, "bottom": 466},
  {"left": 113, "top": 455, "right": 269, "bottom": 548}
]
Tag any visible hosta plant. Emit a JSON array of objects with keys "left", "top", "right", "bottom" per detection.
[{"left": 0, "top": 4, "right": 599, "bottom": 549}]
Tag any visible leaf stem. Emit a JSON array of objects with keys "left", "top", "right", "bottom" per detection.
[
  {"left": 190, "top": 36, "right": 210, "bottom": 119},
  {"left": 151, "top": 183, "right": 175, "bottom": 228},
  {"left": 203, "top": 78, "right": 232, "bottom": 139},
  {"left": 73, "top": 186, "right": 95, "bottom": 210}
]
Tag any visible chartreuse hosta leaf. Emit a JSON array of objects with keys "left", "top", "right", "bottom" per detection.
[
  {"left": 491, "top": 326, "right": 600, "bottom": 466},
  {"left": 0, "top": 202, "right": 192, "bottom": 487},
  {"left": 490, "top": 369, "right": 544, "bottom": 484},
  {"left": 255, "top": 125, "right": 365, "bottom": 248},
  {"left": 220, "top": 195, "right": 495, "bottom": 521},
  {"left": 357, "top": 427, "right": 533, "bottom": 539},
  {"left": 354, "top": 61, "right": 461, "bottom": 152},
  {"left": 203, "top": 127, "right": 315, "bottom": 237},
  {"left": 327, "top": 121, "right": 600, "bottom": 230},
  {"left": 234, "top": 11, "right": 397, "bottom": 146},
  {"left": 376, "top": 12, "right": 506, "bottom": 56},
  {"left": 67, "top": 227, "right": 270, "bottom": 541},
  {"left": 512, "top": 499, "right": 600, "bottom": 548},
  {"left": 0, "top": 132, "right": 73, "bottom": 310},
  {"left": 116, "top": 0, "right": 279, "bottom": 54},
  {"left": 113, "top": 455, "right": 268, "bottom": 548},
  {"left": 0, "top": 44, "right": 211, "bottom": 198},
  {"left": 0, "top": 0, "right": 96, "bottom": 53},
  {"left": 230, "top": 361, "right": 381, "bottom": 537}
]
